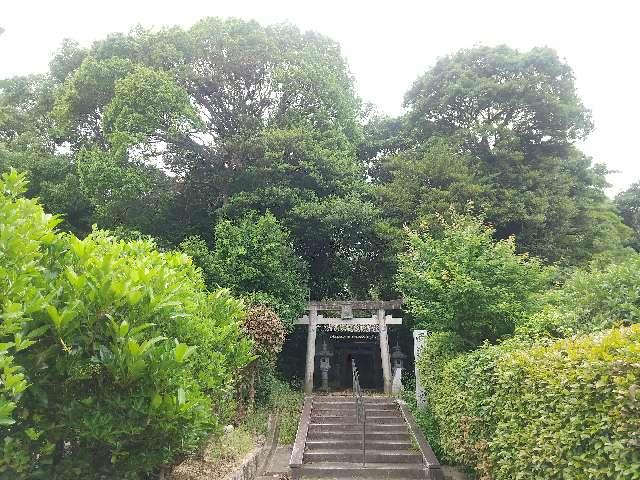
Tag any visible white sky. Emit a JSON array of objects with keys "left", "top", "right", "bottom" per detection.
[{"left": 1, "top": 0, "right": 638, "bottom": 195}]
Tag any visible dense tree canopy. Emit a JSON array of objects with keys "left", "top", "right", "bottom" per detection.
[
  {"left": 0, "top": 22, "right": 635, "bottom": 302},
  {"left": 180, "top": 212, "right": 308, "bottom": 325},
  {"left": 615, "top": 182, "right": 640, "bottom": 249},
  {"left": 404, "top": 46, "right": 593, "bottom": 145},
  {"left": 369, "top": 45, "right": 631, "bottom": 266}
]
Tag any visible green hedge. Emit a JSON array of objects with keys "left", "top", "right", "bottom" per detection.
[
  {"left": 417, "top": 325, "right": 640, "bottom": 479},
  {"left": 0, "top": 170, "right": 253, "bottom": 478}
]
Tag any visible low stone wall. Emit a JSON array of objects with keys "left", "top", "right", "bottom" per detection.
[
  {"left": 224, "top": 446, "right": 270, "bottom": 480},
  {"left": 223, "top": 414, "right": 280, "bottom": 480}
]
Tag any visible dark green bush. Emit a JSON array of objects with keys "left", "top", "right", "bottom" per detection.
[
  {"left": 180, "top": 212, "right": 308, "bottom": 326},
  {"left": 0, "top": 171, "right": 253, "bottom": 478}
]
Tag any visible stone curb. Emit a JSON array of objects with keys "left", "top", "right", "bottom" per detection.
[{"left": 223, "top": 413, "right": 280, "bottom": 480}]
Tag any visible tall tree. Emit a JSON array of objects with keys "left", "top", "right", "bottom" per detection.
[
  {"left": 16, "top": 18, "right": 381, "bottom": 297},
  {"left": 378, "top": 45, "right": 630, "bottom": 265},
  {"left": 0, "top": 75, "right": 93, "bottom": 233},
  {"left": 404, "top": 45, "right": 593, "bottom": 149}
]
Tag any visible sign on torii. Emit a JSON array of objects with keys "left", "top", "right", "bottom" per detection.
[{"left": 295, "top": 300, "right": 403, "bottom": 394}]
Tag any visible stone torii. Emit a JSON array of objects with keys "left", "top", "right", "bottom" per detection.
[{"left": 295, "top": 299, "right": 403, "bottom": 394}]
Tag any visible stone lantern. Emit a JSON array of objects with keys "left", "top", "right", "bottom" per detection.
[
  {"left": 390, "top": 342, "right": 407, "bottom": 394},
  {"left": 391, "top": 343, "right": 407, "bottom": 376},
  {"left": 316, "top": 339, "right": 333, "bottom": 392}
]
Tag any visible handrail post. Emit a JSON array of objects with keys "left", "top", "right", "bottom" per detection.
[{"left": 352, "top": 359, "right": 366, "bottom": 467}]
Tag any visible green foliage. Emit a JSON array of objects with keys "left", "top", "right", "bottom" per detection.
[
  {"left": 417, "top": 326, "right": 640, "bottom": 479},
  {"left": 21, "top": 18, "right": 378, "bottom": 296},
  {"left": 4, "top": 26, "right": 631, "bottom": 300},
  {"left": 288, "top": 194, "right": 389, "bottom": 298},
  {"left": 0, "top": 173, "right": 252, "bottom": 478},
  {"left": 398, "top": 212, "right": 551, "bottom": 346},
  {"left": 491, "top": 325, "right": 640, "bottom": 480},
  {"left": 0, "top": 170, "right": 65, "bottom": 471},
  {"left": 253, "top": 373, "right": 303, "bottom": 445},
  {"left": 103, "top": 65, "right": 202, "bottom": 150},
  {"left": 0, "top": 75, "right": 94, "bottom": 235},
  {"left": 181, "top": 213, "right": 308, "bottom": 326},
  {"left": 421, "top": 336, "right": 526, "bottom": 478},
  {"left": 404, "top": 45, "right": 592, "bottom": 144},
  {"left": 519, "top": 254, "right": 640, "bottom": 337},
  {"left": 375, "top": 138, "right": 486, "bottom": 229},
  {"left": 75, "top": 146, "right": 175, "bottom": 237},
  {"left": 391, "top": 45, "right": 628, "bottom": 265},
  {"left": 616, "top": 182, "right": 640, "bottom": 250}
]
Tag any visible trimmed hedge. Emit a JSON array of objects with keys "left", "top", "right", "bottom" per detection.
[
  {"left": 493, "top": 325, "right": 640, "bottom": 479},
  {"left": 418, "top": 325, "right": 640, "bottom": 479}
]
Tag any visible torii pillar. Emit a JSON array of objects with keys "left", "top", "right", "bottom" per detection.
[
  {"left": 377, "top": 307, "right": 392, "bottom": 394},
  {"left": 304, "top": 306, "right": 318, "bottom": 394}
]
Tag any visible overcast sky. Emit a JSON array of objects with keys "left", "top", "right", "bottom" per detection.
[{"left": 1, "top": 0, "right": 638, "bottom": 194}]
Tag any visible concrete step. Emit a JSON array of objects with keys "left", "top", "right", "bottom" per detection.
[
  {"left": 306, "top": 440, "right": 412, "bottom": 450},
  {"left": 311, "top": 409, "right": 399, "bottom": 416},
  {"left": 311, "top": 415, "right": 405, "bottom": 425},
  {"left": 312, "top": 398, "right": 396, "bottom": 405},
  {"left": 304, "top": 449, "right": 423, "bottom": 464},
  {"left": 308, "top": 423, "right": 409, "bottom": 433},
  {"left": 365, "top": 409, "right": 402, "bottom": 416},
  {"left": 298, "top": 461, "right": 427, "bottom": 479},
  {"left": 312, "top": 408, "right": 402, "bottom": 416},
  {"left": 311, "top": 405, "right": 398, "bottom": 413},
  {"left": 307, "top": 431, "right": 412, "bottom": 442},
  {"left": 312, "top": 399, "right": 396, "bottom": 405}
]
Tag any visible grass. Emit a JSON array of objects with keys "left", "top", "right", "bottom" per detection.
[
  {"left": 273, "top": 388, "right": 304, "bottom": 444},
  {"left": 208, "top": 427, "right": 256, "bottom": 465},
  {"left": 168, "top": 374, "right": 303, "bottom": 479},
  {"left": 168, "top": 426, "right": 258, "bottom": 480}
]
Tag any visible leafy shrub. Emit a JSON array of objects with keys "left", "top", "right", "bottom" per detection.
[
  {"left": 412, "top": 332, "right": 467, "bottom": 461},
  {"left": 243, "top": 305, "right": 286, "bottom": 362},
  {"left": 417, "top": 332, "right": 526, "bottom": 477},
  {"left": 0, "top": 171, "right": 253, "bottom": 478},
  {"left": 237, "top": 305, "right": 285, "bottom": 412},
  {"left": 416, "top": 326, "right": 640, "bottom": 479},
  {"left": 0, "top": 170, "right": 67, "bottom": 472},
  {"left": 398, "top": 211, "right": 551, "bottom": 346},
  {"left": 180, "top": 212, "right": 308, "bottom": 326},
  {"left": 519, "top": 254, "right": 640, "bottom": 338}
]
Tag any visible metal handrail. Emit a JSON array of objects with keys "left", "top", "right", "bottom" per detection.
[{"left": 352, "top": 359, "right": 366, "bottom": 467}]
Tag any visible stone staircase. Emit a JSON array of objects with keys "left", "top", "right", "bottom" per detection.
[{"left": 290, "top": 396, "right": 443, "bottom": 479}]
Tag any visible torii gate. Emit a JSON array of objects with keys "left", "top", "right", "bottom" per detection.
[{"left": 296, "top": 299, "right": 403, "bottom": 394}]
